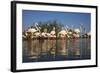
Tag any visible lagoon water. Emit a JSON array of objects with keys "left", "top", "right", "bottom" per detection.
[{"left": 22, "top": 38, "right": 91, "bottom": 63}]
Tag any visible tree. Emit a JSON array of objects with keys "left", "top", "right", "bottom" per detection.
[{"left": 37, "top": 20, "right": 63, "bottom": 33}]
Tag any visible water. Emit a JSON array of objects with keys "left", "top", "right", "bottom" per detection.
[{"left": 22, "top": 38, "right": 91, "bottom": 63}]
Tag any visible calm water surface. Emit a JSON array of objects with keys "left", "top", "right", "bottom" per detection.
[{"left": 22, "top": 38, "right": 91, "bottom": 63}]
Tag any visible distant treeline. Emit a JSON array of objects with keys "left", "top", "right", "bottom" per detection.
[{"left": 32, "top": 20, "right": 64, "bottom": 33}]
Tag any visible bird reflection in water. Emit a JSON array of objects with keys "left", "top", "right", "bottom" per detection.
[{"left": 23, "top": 38, "right": 90, "bottom": 62}]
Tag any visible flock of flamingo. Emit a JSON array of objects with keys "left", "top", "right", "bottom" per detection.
[{"left": 22, "top": 23, "right": 91, "bottom": 40}]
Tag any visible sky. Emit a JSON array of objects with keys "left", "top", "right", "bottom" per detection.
[{"left": 22, "top": 10, "right": 91, "bottom": 32}]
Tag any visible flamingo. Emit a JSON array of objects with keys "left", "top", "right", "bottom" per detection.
[
  {"left": 27, "top": 26, "right": 37, "bottom": 33},
  {"left": 87, "top": 32, "right": 91, "bottom": 36},
  {"left": 26, "top": 26, "right": 38, "bottom": 39},
  {"left": 22, "top": 32, "right": 29, "bottom": 39},
  {"left": 41, "top": 28, "right": 47, "bottom": 37},
  {"left": 50, "top": 27, "right": 56, "bottom": 38},
  {"left": 74, "top": 29, "right": 80, "bottom": 34},
  {"left": 58, "top": 27, "right": 67, "bottom": 37},
  {"left": 26, "top": 22, "right": 42, "bottom": 39},
  {"left": 79, "top": 24, "right": 84, "bottom": 37},
  {"left": 73, "top": 28, "right": 80, "bottom": 38},
  {"left": 34, "top": 22, "right": 41, "bottom": 32},
  {"left": 87, "top": 32, "right": 91, "bottom": 38},
  {"left": 59, "top": 30, "right": 67, "bottom": 37},
  {"left": 34, "top": 22, "right": 41, "bottom": 37},
  {"left": 58, "top": 27, "right": 67, "bottom": 55}
]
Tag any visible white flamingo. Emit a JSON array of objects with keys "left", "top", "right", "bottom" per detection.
[
  {"left": 87, "top": 32, "right": 91, "bottom": 36},
  {"left": 34, "top": 22, "right": 41, "bottom": 37},
  {"left": 34, "top": 23, "right": 40, "bottom": 31},
  {"left": 26, "top": 26, "right": 37, "bottom": 39},
  {"left": 58, "top": 27, "right": 67, "bottom": 55},
  {"left": 27, "top": 27, "right": 37, "bottom": 33},
  {"left": 73, "top": 28, "right": 80, "bottom": 38},
  {"left": 26, "top": 22, "right": 41, "bottom": 38},
  {"left": 74, "top": 29, "right": 80, "bottom": 34},
  {"left": 87, "top": 32, "right": 91, "bottom": 38},
  {"left": 41, "top": 28, "right": 48, "bottom": 37},
  {"left": 50, "top": 27, "right": 56, "bottom": 38},
  {"left": 58, "top": 27, "right": 67, "bottom": 37},
  {"left": 22, "top": 31, "right": 28, "bottom": 39},
  {"left": 79, "top": 24, "right": 84, "bottom": 36}
]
